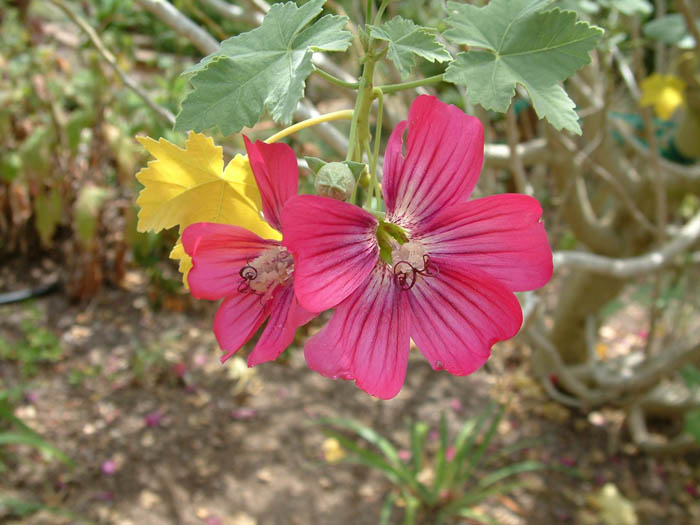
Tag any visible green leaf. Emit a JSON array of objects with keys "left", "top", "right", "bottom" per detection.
[
  {"left": 368, "top": 17, "right": 452, "bottom": 79},
  {"left": 681, "top": 365, "right": 700, "bottom": 388},
  {"left": 0, "top": 432, "right": 73, "bottom": 466},
  {"left": 319, "top": 417, "right": 401, "bottom": 464},
  {"left": 34, "top": 188, "right": 63, "bottom": 247},
  {"left": 644, "top": 14, "right": 700, "bottom": 49},
  {"left": 443, "top": 0, "right": 603, "bottom": 134},
  {"left": 176, "top": 0, "right": 352, "bottom": 135},
  {"left": 685, "top": 409, "right": 700, "bottom": 444},
  {"left": 379, "top": 492, "right": 397, "bottom": 525},
  {"left": 601, "top": 0, "right": 652, "bottom": 15},
  {"left": 409, "top": 421, "right": 429, "bottom": 473},
  {"left": 477, "top": 460, "right": 547, "bottom": 488}
]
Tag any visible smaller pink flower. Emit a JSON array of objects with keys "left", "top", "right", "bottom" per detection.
[{"left": 183, "top": 138, "right": 315, "bottom": 365}]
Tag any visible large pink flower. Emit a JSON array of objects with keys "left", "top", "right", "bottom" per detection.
[
  {"left": 182, "top": 138, "right": 314, "bottom": 366},
  {"left": 283, "top": 95, "right": 552, "bottom": 399}
]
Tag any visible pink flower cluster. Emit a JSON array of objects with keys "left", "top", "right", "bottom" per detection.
[{"left": 183, "top": 96, "right": 552, "bottom": 399}]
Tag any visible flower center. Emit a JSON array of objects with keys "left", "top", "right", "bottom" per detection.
[
  {"left": 391, "top": 241, "right": 438, "bottom": 290},
  {"left": 238, "top": 246, "right": 293, "bottom": 303}
]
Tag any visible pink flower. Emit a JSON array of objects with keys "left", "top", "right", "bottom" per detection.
[
  {"left": 183, "top": 138, "right": 315, "bottom": 365},
  {"left": 283, "top": 95, "right": 552, "bottom": 399}
]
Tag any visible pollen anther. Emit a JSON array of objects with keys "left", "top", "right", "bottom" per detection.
[{"left": 393, "top": 254, "right": 439, "bottom": 290}]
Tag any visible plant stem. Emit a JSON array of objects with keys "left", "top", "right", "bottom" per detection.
[
  {"left": 312, "top": 66, "right": 360, "bottom": 90},
  {"left": 378, "top": 74, "right": 444, "bottom": 94},
  {"left": 374, "top": 0, "right": 391, "bottom": 25},
  {"left": 346, "top": 53, "right": 378, "bottom": 162},
  {"left": 265, "top": 110, "right": 354, "bottom": 144},
  {"left": 363, "top": 138, "right": 375, "bottom": 208},
  {"left": 371, "top": 87, "right": 384, "bottom": 207}
]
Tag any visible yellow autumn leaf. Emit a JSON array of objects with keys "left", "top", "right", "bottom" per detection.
[
  {"left": 135, "top": 132, "right": 281, "bottom": 285},
  {"left": 640, "top": 73, "right": 686, "bottom": 120}
]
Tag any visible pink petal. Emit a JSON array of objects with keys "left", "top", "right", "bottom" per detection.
[
  {"left": 248, "top": 284, "right": 316, "bottom": 366},
  {"left": 214, "top": 292, "right": 271, "bottom": 362},
  {"left": 282, "top": 195, "right": 379, "bottom": 312},
  {"left": 304, "top": 266, "right": 410, "bottom": 399},
  {"left": 407, "top": 265, "right": 522, "bottom": 376},
  {"left": 183, "top": 222, "right": 279, "bottom": 300},
  {"left": 383, "top": 95, "right": 484, "bottom": 225},
  {"left": 244, "top": 137, "right": 298, "bottom": 232},
  {"left": 419, "top": 194, "right": 553, "bottom": 291}
]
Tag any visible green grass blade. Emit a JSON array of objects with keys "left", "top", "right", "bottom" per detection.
[
  {"left": 452, "top": 403, "right": 496, "bottom": 481},
  {"left": 455, "top": 508, "right": 501, "bottom": 525},
  {"left": 460, "top": 403, "right": 505, "bottom": 481},
  {"left": 441, "top": 480, "right": 525, "bottom": 516},
  {"left": 409, "top": 420, "right": 429, "bottom": 473},
  {"left": 319, "top": 417, "right": 401, "bottom": 464},
  {"left": 379, "top": 492, "right": 397, "bottom": 525},
  {"left": 321, "top": 429, "right": 403, "bottom": 484},
  {"left": 0, "top": 432, "right": 73, "bottom": 466},
  {"left": 477, "top": 460, "right": 547, "bottom": 488},
  {"left": 430, "top": 412, "right": 449, "bottom": 500}
]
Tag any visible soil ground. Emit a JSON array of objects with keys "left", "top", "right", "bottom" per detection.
[{"left": 1, "top": 260, "right": 699, "bottom": 525}]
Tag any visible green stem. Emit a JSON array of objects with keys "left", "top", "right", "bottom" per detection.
[
  {"left": 346, "top": 53, "right": 378, "bottom": 164},
  {"left": 312, "top": 66, "right": 359, "bottom": 90},
  {"left": 366, "top": 0, "right": 373, "bottom": 26},
  {"left": 371, "top": 87, "right": 384, "bottom": 207},
  {"left": 378, "top": 74, "right": 444, "bottom": 94},
  {"left": 363, "top": 138, "right": 374, "bottom": 208},
  {"left": 374, "top": 0, "right": 391, "bottom": 25}
]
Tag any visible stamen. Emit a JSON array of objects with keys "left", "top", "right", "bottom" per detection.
[
  {"left": 393, "top": 254, "right": 438, "bottom": 291},
  {"left": 236, "top": 247, "right": 294, "bottom": 305}
]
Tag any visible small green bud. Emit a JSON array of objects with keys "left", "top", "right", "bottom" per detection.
[{"left": 314, "top": 162, "right": 355, "bottom": 201}]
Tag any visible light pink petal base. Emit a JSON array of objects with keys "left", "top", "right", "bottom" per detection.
[
  {"left": 407, "top": 265, "right": 523, "bottom": 376},
  {"left": 304, "top": 266, "right": 409, "bottom": 399},
  {"left": 282, "top": 195, "right": 379, "bottom": 312},
  {"left": 183, "top": 222, "right": 279, "bottom": 300},
  {"left": 420, "top": 194, "right": 553, "bottom": 291}
]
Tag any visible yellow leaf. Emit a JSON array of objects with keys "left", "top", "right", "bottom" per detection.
[
  {"left": 135, "top": 132, "right": 281, "bottom": 285},
  {"left": 640, "top": 74, "right": 686, "bottom": 120},
  {"left": 169, "top": 241, "right": 193, "bottom": 284}
]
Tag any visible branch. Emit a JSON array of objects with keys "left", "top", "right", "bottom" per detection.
[
  {"left": 198, "top": 0, "right": 261, "bottom": 25},
  {"left": 594, "top": 337, "right": 700, "bottom": 394},
  {"left": 553, "top": 208, "right": 700, "bottom": 277},
  {"left": 505, "top": 106, "right": 532, "bottom": 195},
  {"left": 50, "top": 0, "right": 175, "bottom": 125},
  {"left": 135, "top": 0, "right": 219, "bottom": 54},
  {"left": 677, "top": 0, "right": 700, "bottom": 53},
  {"left": 482, "top": 138, "right": 548, "bottom": 169},
  {"left": 628, "top": 405, "right": 697, "bottom": 454}
]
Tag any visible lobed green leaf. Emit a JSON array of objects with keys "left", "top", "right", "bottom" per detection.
[
  {"left": 175, "top": 0, "right": 352, "bottom": 135},
  {"left": 368, "top": 17, "right": 452, "bottom": 79},
  {"left": 443, "top": 0, "right": 603, "bottom": 134}
]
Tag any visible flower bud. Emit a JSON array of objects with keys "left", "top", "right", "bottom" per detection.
[{"left": 314, "top": 162, "right": 355, "bottom": 201}]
